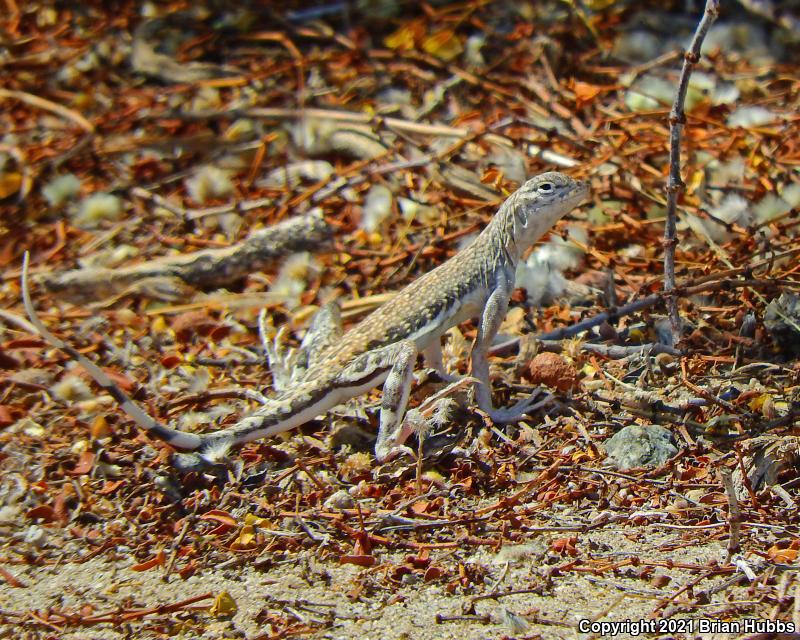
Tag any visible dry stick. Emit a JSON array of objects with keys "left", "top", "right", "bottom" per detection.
[
  {"left": 162, "top": 515, "right": 193, "bottom": 581},
  {"left": 490, "top": 267, "right": 797, "bottom": 352},
  {"left": 0, "top": 88, "right": 94, "bottom": 133},
  {"left": 663, "top": 0, "right": 720, "bottom": 343},
  {"left": 156, "top": 106, "right": 579, "bottom": 167}
]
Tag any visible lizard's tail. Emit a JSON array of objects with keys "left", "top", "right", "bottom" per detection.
[{"left": 21, "top": 252, "right": 204, "bottom": 452}]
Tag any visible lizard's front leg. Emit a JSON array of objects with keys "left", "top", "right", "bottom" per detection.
[{"left": 472, "top": 285, "right": 543, "bottom": 422}]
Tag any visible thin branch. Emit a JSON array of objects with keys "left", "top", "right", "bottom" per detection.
[
  {"left": 720, "top": 469, "right": 742, "bottom": 562},
  {"left": 663, "top": 0, "right": 720, "bottom": 343},
  {"left": 0, "top": 88, "right": 95, "bottom": 133}
]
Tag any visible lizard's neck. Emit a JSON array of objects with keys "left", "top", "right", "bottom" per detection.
[{"left": 474, "top": 189, "right": 526, "bottom": 272}]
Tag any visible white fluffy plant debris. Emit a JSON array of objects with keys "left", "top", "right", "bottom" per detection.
[
  {"left": 728, "top": 106, "right": 777, "bottom": 128},
  {"left": 515, "top": 225, "right": 589, "bottom": 307},
  {"left": 222, "top": 118, "right": 257, "bottom": 142},
  {"left": 185, "top": 165, "right": 234, "bottom": 203},
  {"left": 269, "top": 252, "right": 320, "bottom": 309},
  {"left": 706, "top": 156, "right": 746, "bottom": 187},
  {"left": 755, "top": 194, "right": 793, "bottom": 225},
  {"left": 42, "top": 174, "right": 81, "bottom": 208},
  {"left": 290, "top": 118, "right": 388, "bottom": 160},
  {"left": 359, "top": 183, "right": 393, "bottom": 232},
  {"left": 781, "top": 183, "right": 800, "bottom": 209},
  {"left": 398, "top": 197, "right": 439, "bottom": 225},
  {"left": 625, "top": 72, "right": 738, "bottom": 113},
  {"left": 258, "top": 160, "right": 334, "bottom": 189},
  {"left": 485, "top": 146, "right": 527, "bottom": 184},
  {"left": 72, "top": 192, "right": 123, "bottom": 228},
  {"left": 464, "top": 34, "right": 486, "bottom": 67},
  {"left": 685, "top": 193, "right": 749, "bottom": 245},
  {"left": 689, "top": 178, "right": 800, "bottom": 245},
  {"left": 77, "top": 244, "right": 138, "bottom": 270},
  {"left": 51, "top": 373, "right": 94, "bottom": 402}
]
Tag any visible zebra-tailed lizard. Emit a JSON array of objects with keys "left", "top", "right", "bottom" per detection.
[{"left": 22, "top": 171, "right": 590, "bottom": 463}]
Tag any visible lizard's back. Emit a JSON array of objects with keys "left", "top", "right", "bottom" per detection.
[{"left": 304, "top": 236, "right": 504, "bottom": 377}]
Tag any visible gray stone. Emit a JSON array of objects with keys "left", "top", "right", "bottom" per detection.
[{"left": 603, "top": 425, "right": 678, "bottom": 470}]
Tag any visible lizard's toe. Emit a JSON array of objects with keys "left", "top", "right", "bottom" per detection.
[{"left": 485, "top": 391, "right": 551, "bottom": 424}]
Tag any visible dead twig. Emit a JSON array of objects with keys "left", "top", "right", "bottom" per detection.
[
  {"left": 37, "top": 212, "right": 332, "bottom": 303},
  {"left": 0, "top": 88, "right": 94, "bottom": 133},
  {"left": 663, "top": 0, "right": 720, "bottom": 343},
  {"left": 720, "top": 469, "right": 742, "bottom": 562}
]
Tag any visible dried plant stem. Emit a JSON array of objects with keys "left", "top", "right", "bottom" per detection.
[
  {"left": 663, "top": 0, "right": 720, "bottom": 343},
  {"left": 0, "top": 88, "right": 95, "bottom": 133},
  {"left": 720, "top": 469, "right": 742, "bottom": 561}
]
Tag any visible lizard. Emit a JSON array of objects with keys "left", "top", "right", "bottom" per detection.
[{"left": 22, "top": 171, "right": 590, "bottom": 463}]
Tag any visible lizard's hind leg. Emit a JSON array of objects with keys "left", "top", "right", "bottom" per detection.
[
  {"left": 299, "top": 302, "right": 343, "bottom": 369},
  {"left": 337, "top": 340, "right": 419, "bottom": 462},
  {"left": 260, "top": 302, "right": 343, "bottom": 391},
  {"left": 260, "top": 312, "right": 300, "bottom": 392}
]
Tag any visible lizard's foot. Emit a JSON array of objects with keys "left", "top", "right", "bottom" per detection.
[
  {"left": 434, "top": 370, "right": 462, "bottom": 384},
  {"left": 415, "top": 368, "right": 462, "bottom": 386},
  {"left": 483, "top": 390, "right": 551, "bottom": 424},
  {"left": 375, "top": 443, "right": 416, "bottom": 463},
  {"left": 260, "top": 312, "right": 305, "bottom": 391}
]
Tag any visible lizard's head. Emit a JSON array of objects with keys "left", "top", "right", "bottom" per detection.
[{"left": 506, "top": 171, "right": 590, "bottom": 255}]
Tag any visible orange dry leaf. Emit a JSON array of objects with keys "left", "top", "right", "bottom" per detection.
[
  {"left": 0, "top": 566, "right": 27, "bottom": 588},
  {"left": 231, "top": 524, "right": 256, "bottom": 550},
  {"left": 551, "top": 536, "right": 578, "bottom": 556},
  {"left": 199, "top": 509, "right": 238, "bottom": 531},
  {"left": 131, "top": 549, "right": 166, "bottom": 571},
  {"left": 572, "top": 81, "right": 604, "bottom": 109},
  {"left": 481, "top": 167, "right": 502, "bottom": 185},
  {"left": 200, "top": 510, "right": 237, "bottom": 526},
  {"left": 26, "top": 504, "right": 57, "bottom": 523},
  {"left": 90, "top": 415, "right": 111, "bottom": 439},
  {"left": 340, "top": 554, "right": 377, "bottom": 567},
  {"left": 0, "top": 171, "right": 21, "bottom": 198},
  {"left": 570, "top": 448, "right": 598, "bottom": 464},
  {"left": 98, "top": 480, "right": 124, "bottom": 494},
  {"left": 0, "top": 405, "right": 13, "bottom": 427},
  {"left": 160, "top": 354, "right": 182, "bottom": 369},
  {"left": 679, "top": 466, "right": 709, "bottom": 481},
  {"left": 767, "top": 540, "right": 800, "bottom": 563},
  {"left": 424, "top": 566, "right": 444, "bottom": 581},
  {"left": 69, "top": 451, "right": 95, "bottom": 476}
]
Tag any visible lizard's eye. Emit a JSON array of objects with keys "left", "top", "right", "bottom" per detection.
[{"left": 537, "top": 182, "right": 555, "bottom": 193}]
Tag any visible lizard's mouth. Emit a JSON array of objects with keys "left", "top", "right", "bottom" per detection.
[{"left": 572, "top": 181, "right": 592, "bottom": 203}]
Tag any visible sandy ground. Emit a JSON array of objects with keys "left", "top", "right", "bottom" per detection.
[{"left": 2, "top": 522, "right": 767, "bottom": 640}]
